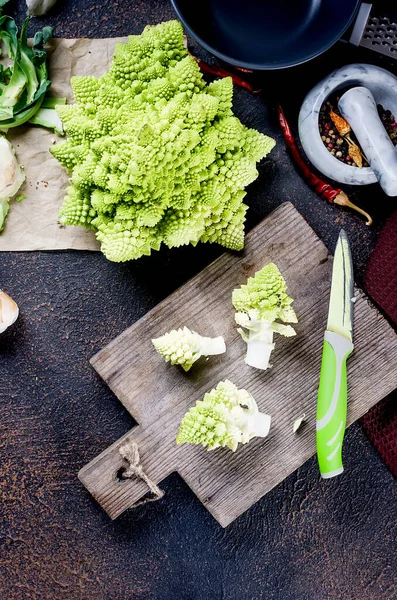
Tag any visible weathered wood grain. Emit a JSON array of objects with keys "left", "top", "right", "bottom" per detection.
[{"left": 79, "top": 203, "right": 397, "bottom": 526}]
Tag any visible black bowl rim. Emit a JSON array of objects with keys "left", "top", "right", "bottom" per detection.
[{"left": 171, "top": 0, "right": 361, "bottom": 70}]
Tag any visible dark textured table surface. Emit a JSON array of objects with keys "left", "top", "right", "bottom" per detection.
[{"left": 1, "top": 2, "right": 396, "bottom": 599}]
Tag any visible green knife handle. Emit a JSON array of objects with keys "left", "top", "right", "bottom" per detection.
[{"left": 316, "top": 331, "right": 354, "bottom": 479}]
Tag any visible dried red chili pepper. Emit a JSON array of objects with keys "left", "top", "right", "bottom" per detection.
[
  {"left": 193, "top": 57, "right": 262, "bottom": 94},
  {"left": 277, "top": 105, "right": 372, "bottom": 225}
]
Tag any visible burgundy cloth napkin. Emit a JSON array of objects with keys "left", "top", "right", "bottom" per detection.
[{"left": 360, "top": 210, "right": 397, "bottom": 477}]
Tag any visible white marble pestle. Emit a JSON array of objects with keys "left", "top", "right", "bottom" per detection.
[{"left": 338, "top": 87, "right": 397, "bottom": 197}]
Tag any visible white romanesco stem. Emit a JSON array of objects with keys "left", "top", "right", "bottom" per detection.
[
  {"left": 197, "top": 334, "right": 226, "bottom": 356},
  {"left": 248, "top": 411, "right": 272, "bottom": 438},
  {"left": 245, "top": 321, "right": 274, "bottom": 370}
]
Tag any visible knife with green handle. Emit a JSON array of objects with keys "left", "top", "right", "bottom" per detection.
[{"left": 316, "top": 230, "right": 354, "bottom": 479}]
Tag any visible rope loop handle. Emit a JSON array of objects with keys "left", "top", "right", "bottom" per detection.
[{"left": 118, "top": 439, "right": 164, "bottom": 508}]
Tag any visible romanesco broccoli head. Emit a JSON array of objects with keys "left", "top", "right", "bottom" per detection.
[
  {"left": 51, "top": 20, "right": 275, "bottom": 262},
  {"left": 176, "top": 380, "right": 271, "bottom": 451}
]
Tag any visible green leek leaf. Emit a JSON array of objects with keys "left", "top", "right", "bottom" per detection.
[
  {"left": 0, "top": 11, "right": 53, "bottom": 127},
  {"left": 0, "top": 94, "right": 44, "bottom": 129}
]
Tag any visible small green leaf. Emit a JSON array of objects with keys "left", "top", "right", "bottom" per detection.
[{"left": 33, "top": 26, "right": 53, "bottom": 53}]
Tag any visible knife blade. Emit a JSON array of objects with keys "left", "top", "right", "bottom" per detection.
[{"left": 316, "top": 230, "right": 354, "bottom": 479}]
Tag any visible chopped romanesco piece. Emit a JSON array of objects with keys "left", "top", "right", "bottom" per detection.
[
  {"left": 51, "top": 20, "right": 275, "bottom": 262},
  {"left": 152, "top": 326, "right": 225, "bottom": 372},
  {"left": 176, "top": 380, "right": 271, "bottom": 451},
  {"left": 232, "top": 263, "right": 297, "bottom": 370}
]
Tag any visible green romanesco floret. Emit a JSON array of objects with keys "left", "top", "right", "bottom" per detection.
[
  {"left": 176, "top": 380, "right": 271, "bottom": 451},
  {"left": 71, "top": 76, "right": 101, "bottom": 107},
  {"left": 232, "top": 263, "right": 297, "bottom": 371},
  {"left": 152, "top": 326, "right": 225, "bottom": 372},
  {"left": 51, "top": 20, "right": 275, "bottom": 262},
  {"left": 58, "top": 186, "right": 96, "bottom": 229}
]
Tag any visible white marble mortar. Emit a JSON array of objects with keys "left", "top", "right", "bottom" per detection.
[{"left": 298, "top": 64, "right": 397, "bottom": 186}]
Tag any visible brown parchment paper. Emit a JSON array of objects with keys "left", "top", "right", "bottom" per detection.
[{"left": 0, "top": 37, "right": 127, "bottom": 252}]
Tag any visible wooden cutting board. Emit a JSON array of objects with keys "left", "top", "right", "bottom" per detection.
[{"left": 79, "top": 203, "right": 397, "bottom": 527}]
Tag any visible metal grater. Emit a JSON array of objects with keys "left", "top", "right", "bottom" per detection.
[{"left": 349, "top": 3, "right": 397, "bottom": 59}]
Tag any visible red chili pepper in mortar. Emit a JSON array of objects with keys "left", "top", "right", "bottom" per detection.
[{"left": 277, "top": 105, "right": 372, "bottom": 225}]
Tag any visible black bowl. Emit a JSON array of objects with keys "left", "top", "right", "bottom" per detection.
[{"left": 171, "top": 0, "right": 361, "bottom": 70}]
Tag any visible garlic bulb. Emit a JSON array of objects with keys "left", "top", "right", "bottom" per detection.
[
  {"left": 26, "top": 0, "right": 58, "bottom": 16},
  {"left": 0, "top": 290, "right": 19, "bottom": 333}
]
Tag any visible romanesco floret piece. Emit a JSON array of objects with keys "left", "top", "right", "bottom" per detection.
[
  {"left": 232, "top": 263, "right": 297, "bottom": 370},
  {"left": 207, "top": 77, "right": 234, "bottom": 116},
  {"left": 209, "top": 204, "right": 247, "bottom": 251},
  {"left": 176, "top": 380, "right": 271, "bottom": 451},
  {"left": 160, "top": 201, "right": 211, "bottom": 248},
  {"left": 200, "top": 192, "right": 247, "bottom": 250},
  {"left": 135, "top": 200, "right": 165, "bottom": 227},
  {"left": 143, "top": 20, "right": 185, "bottom": 55},
  {"left": 58, "top": 187, "right": 96, "bottom": 229},
  {"left": 244, "top": 127, "right": 276, "bottom": 162},
  {"left": 50, "top": 140, "right": 87, "bottom": 172},
  {"left": 51, "top": 20, "right": 275, "bottom": 262},
  {"left": 90, "top": 189, "right": 121, "bottom": 214},
  {"left": 152, "top": 326, "right": 226, "bottom": 372},
  {"left": 71, "top": 76, "right": 100, "bottom": 106},
  {"left": 168, "top": 56, "right": 205, "bottom": 96},
  {"left": 96, "top": 220, "right": 155, "bottom": 261},
  {"left": 215, "top": 116, "right": 245, "bottom": 151}
]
